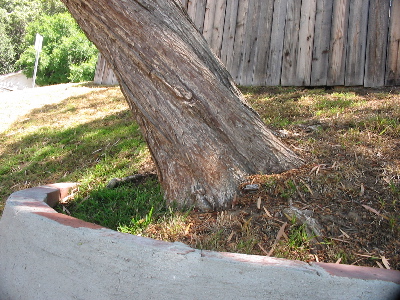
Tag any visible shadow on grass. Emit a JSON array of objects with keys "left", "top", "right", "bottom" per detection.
[{"left": 0, "top": 87, "right": 158, "bottom": 215}]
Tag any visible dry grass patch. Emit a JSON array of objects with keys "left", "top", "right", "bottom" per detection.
[{"left": 1, "top": 84, "right": 399, "bottom": 270}]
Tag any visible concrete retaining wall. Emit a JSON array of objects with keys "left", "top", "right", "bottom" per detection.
[{"left": 1, "top": 183, "right": 399, "bottom": 300}]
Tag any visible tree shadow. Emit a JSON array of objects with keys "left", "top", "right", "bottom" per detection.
[{"left": 0, "top": 87, "right": 149, "bottom": 204}]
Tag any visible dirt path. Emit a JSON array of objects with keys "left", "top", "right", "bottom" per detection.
[{"left": 0, "top": 83, "right": 106, "bottom": 133}]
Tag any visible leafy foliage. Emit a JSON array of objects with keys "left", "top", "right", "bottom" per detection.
[
  {"left": 16, "top": 12, "right": 98, "bottom": 85},
  {"left": 0, "top": 19, "right": 15, "bottom": 74},
  {"left": 0, "top": 0, "right": 96, "bottom": 83},
  {"left": 0, "top": 0, "right": 42, "bottom": 73}
]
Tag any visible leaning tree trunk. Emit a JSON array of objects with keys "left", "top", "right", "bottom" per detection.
[{"left": 61, "top": 0, "right": 303, "bottom": 210}]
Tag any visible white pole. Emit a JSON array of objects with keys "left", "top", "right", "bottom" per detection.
[
  {"left": 32, "top": 51, "right": 40, "bottom": 88},
  {"left": 32, "top": 34, "right": 43, "bottom": 88}
]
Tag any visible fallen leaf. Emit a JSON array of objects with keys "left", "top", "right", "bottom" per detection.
[
  {"left": 310, "top": 165, "right": 320, "bottom": 175},
  {"left": 268, "top": 222, "right": 287, "bottom": 256},
  {"left": 339, "top": 229, "right": 350, "bottom": 239},
  {"left": 361, "top": 204, "right": 380, "bottom": 215},
  {"left": 376, "top": 261, "right": 384, "bottom": 269},
  {"left": 355, "top": 253, "right": 380, "bottom": 259},
  {"left": 300, "top": 179, "right": 314, "bottom": 195},
  {"left": 231, "top": 193, "right": 238, "bottom": 208},
  {"left": 263, "top": 206, "right": 273, "bottom": 218},
  {"left": 227, "top": 231, "right": 235, "bottom": 242},
  {"left": 361, "top": 204, "right": 389, "bottom": 220},
  {"left": 258, "top": 243, "right": 269, "bottom": 255},
  {"left": 335, "top": 257, "right": 342, "bottom": 264},
  {"left": 293, "top": 181, "right": 306, "bottom": 201},
  {"left": 359, "top": 183, "right": 365, "bottom": 196},
  {"left": 184, "top": 223, "right": 192, "bottom": 235},
  {"left": 257, "top": 197, "right": 261, "bottom": 210},
  {"left": 62, "top": 205, "right": 71, "bottom": 215},
  {"left": 329, "top": 237, "right": 350, "bottom": 243},
  {"left": 381, "top": 256, "right": 391, "bottom": 269}
]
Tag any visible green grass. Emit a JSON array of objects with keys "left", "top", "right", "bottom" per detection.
[
  {"left": 63, "top": 179, "right": 164, "bottom": 233},
  {"left": 1, "top": 84, "right": 399, "bottom": 269},
  {"left": 0, "top": 86, "right": 160, "bottom": 216}
]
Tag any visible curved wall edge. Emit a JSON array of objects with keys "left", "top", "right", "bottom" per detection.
[{"left": 1, "top": 183, "right": 399, "bottom": 300}]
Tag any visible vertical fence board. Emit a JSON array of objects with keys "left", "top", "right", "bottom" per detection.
[
  {"left": 266, "top": 0, "right": 288, "bottom": 86},
  {"left": 95, "top": 0, "right": 399, "bottom": 87},
  {"left": 252, "top": 0, "right": 275, "bottom": 85},
  {"left": 203, "top": 0, "right": 217, "bottom": 44},
  {"left": 94, "top": 53, "right": 106, "bottom": 85},
  {"left": 281, "top": 0, "right": 302, "bottom": 86},
  {"left": 296, "top": 0, "right": 317, "bottom": 86},
  {"left": 310, "top": 0, "right": 333, "bottom": 86},
  {"left": 181, "top": 0, "right": 189, "bottom": 10},
  {"left": 344, "top": 0, "right": 369, "bottom": 86},
  {"left": 327, "top": 0, "right": 350, "bottom": 86},
  {"left": 365, "top": 0, "right": 390, "bottom": 87},
  {"left": 187, "top": 0, "right": 207, "bottom": 32},
  {"left": 229, "top": 0, "right": 250, "bottom": 82},
  {"left": 220, "top": 0, "right": 239, "bottom": 68},
  {"left": 209, "top": 0, "right": 228, "bottom": 57},
  {"left": 94, "top": 54, "right": 118, "bottom": 85},
  {"left": 239, "top": 0, "right": 262, "bottom": 85},
  {"left": 386, "top": 0, "right": 400, "bottom": 86}
]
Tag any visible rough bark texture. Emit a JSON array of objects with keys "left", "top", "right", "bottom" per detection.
[{"left": 61, "top": 0, "right": 303, "bottom": 210}]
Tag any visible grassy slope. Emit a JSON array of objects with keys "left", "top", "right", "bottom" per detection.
[
  {"left": 1, "top": 84, "right": 399, "bottom": 269},
  {"left": 0, "top": 86, "right": 158, "bottom": 215}
]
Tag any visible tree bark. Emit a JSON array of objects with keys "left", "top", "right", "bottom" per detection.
[{"left": 60, "top": 0, "right": 303, "bottom": 210}]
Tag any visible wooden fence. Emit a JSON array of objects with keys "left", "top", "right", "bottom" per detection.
[{"left": 95, "top": 0, "right": 400, "bottom": 87}]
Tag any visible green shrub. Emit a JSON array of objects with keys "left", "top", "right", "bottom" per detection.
[
  {"left": 16, "top": 12, "right": 98, "bottom": 85},
  {"left": 69, "top": 55, "right": 98, "bottom": 83},
  {"left": 0, "top": 0, "right": 42, "bottom": 73},
  {"left": 0, "top": 22, "right": 15, "bottom": 74}
]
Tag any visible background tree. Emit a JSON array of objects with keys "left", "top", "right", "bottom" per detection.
[
  {"left": 0, "top": 0, "right": 96, "bottom": 81},
  {"left": 0, "top": 13, "right": 15, "bottom": 74},
  {"left": 0, "top": 0, "right": 42, "bottom": 73},
  {"left": 37, "top": 0, "right": 67, "bottom": 15},
  {"left": 60, "top": 0, "right": 303, "bottom": 210},
  {"left": 16, "top": 12, "right": 98, "bottom": 85}
]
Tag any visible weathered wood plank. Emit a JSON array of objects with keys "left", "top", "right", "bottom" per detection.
[
  {"left": 94, "top": 53, "right": 105, "bottom": 84},
  {"left": 203, "top": 0, "right": 217, "bottom": 45},
  {"left": 239, "top": 0, "right": 262, "bottom": 85},
  {"left": 94, "top": 53, "right": 118, "bottom": 85},
  {"left": 266, "top": 0, "right": 288, "bottom": 86},
  {"left": 386, "top": 0, "right": 400, "bottom": 86},
  {"left": 345, "top": 0, "right": 369, "bottom": 86},
  {"left": 311, "top": 0, "right": 333, "bottom": 86},
  {"left": 281, "top": 0, "right": 302, "bottom": 86},
  {"left": 220, "top": 0, "right": 239, "bottom": 68},
  {"left": 296, "top": 0, "right": 317, "bottom": 86},
  {"left": 364, "top": 0, "right": 390, "bottom": 87},
  {"left": 209, "top": 0, "right": 228, "bottom": 58},
  {"left": 181, "top": 0, "right": 189, "bottom": 10},
  {"left": 95, "top": 0, "right": 397, "bottom": 87},
  {"left": 252, "top": 0, "right": 275, "bottom": 86},
  {"left": 229, "top": 0, "right": 249, "bottom": 82},
  {"left": 187, "top": 0, "right": 207, "bottom": 32},
  {"left": 327, "top": 0, "right": 350, "bottom": 86}
]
